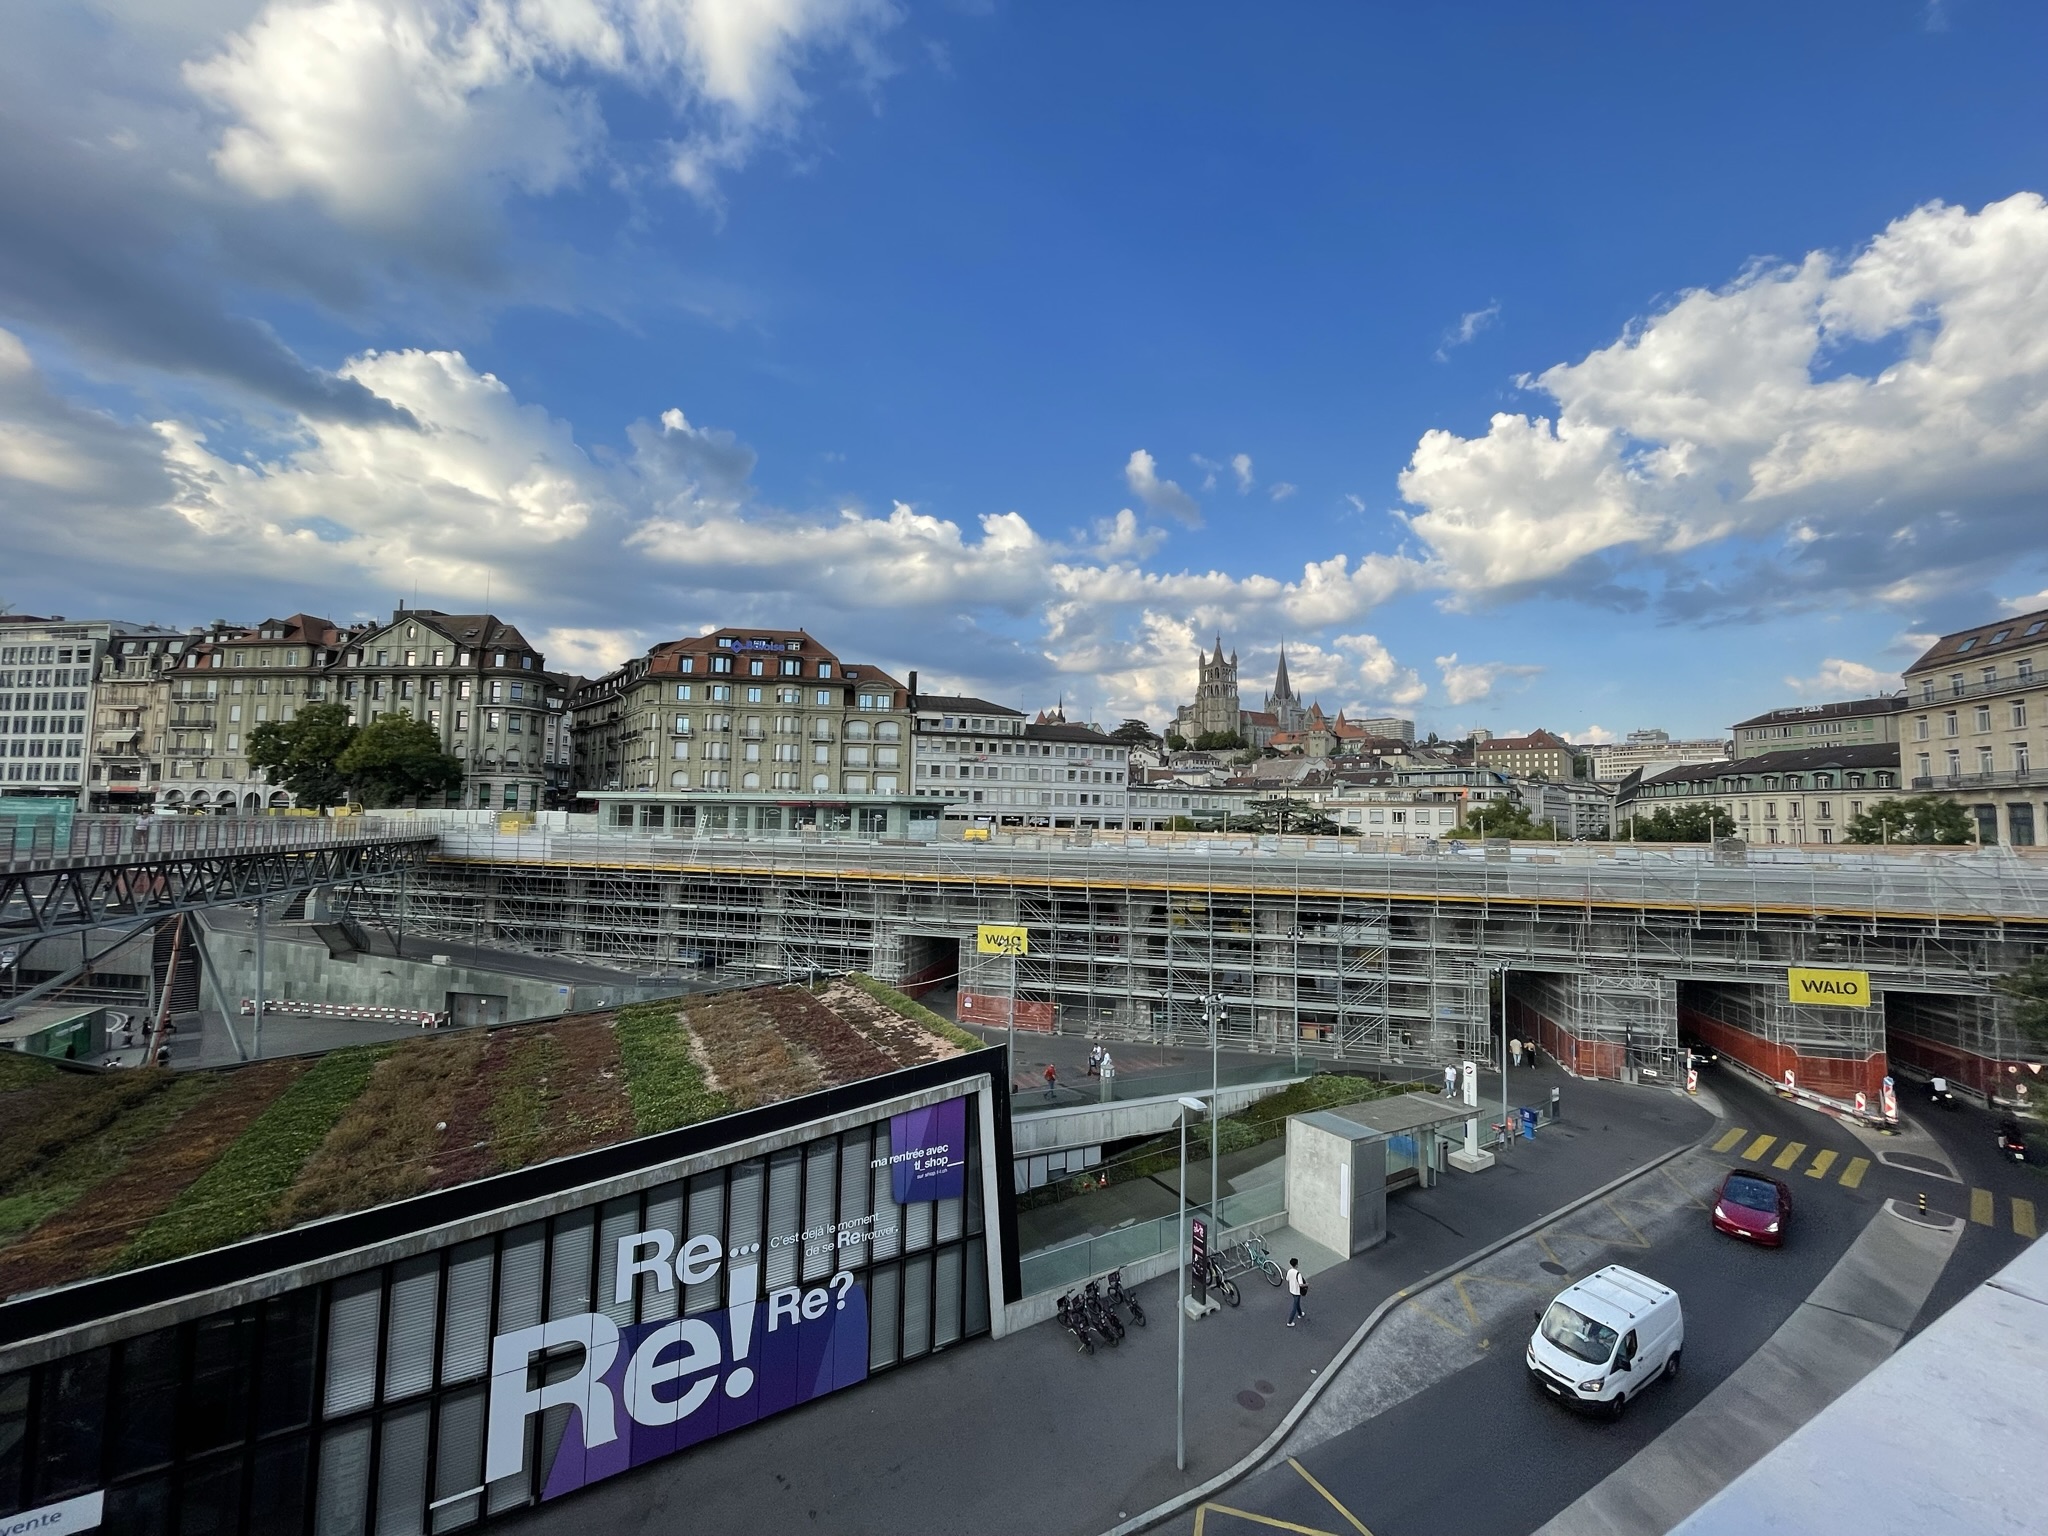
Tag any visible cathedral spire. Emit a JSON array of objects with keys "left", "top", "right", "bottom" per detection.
[{"left": 1273, "top": 643, "right": 1293, "bottom": 702}]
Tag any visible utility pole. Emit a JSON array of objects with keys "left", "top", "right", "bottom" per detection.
[
  {"left": 254, "top": 896, "right": 266, "bottom": 1059},
  {"left": 1175, "top": 1095, "right": 1207, "bottom": 1472},
  {"left": 1207, "top": 993, "right": 1222, "bottom": 1224}
]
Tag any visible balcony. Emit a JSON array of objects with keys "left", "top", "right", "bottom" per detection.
[
  {"left": 1910, "top": 671, "right": 2042, "bottom": 704},
  {"left": 1909, "top": 769, "right": 2045, "bottom": 791}
]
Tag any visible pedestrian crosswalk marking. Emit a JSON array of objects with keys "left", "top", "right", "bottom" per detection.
[
  {"left": 1840, "top": 1156, "right": 1871, "bottom": 1189},
  {"left": 2016, "top": 1199, "right": 2038, "bottom": 1240},
  {"left": 1970, "top": 1188, "right": 1995, "bottom": 1226},
  {"left": 1742, "top": 1133, "right": 1778, "bottom": 1161},
  {"left": 1713, "top": 1127, "right": 1747, "bottom": 1153},
  {"left": 1771, "top": 1141, "right": 1807, "bottom": 1171},
  {"left": 1806, "top": 1149, "right": 1837, "bottom": 1180}
]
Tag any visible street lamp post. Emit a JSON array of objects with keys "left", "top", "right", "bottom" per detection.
[
  {"left": 1205, "top": 992, "right": 1222, "bottom": 1225},
  {"left": 1176, "top": 1094, "right": 1207, "bottom": 1473},
  {"left": 1498, "top": 961, "right": 1509, "bottom": 1146}
]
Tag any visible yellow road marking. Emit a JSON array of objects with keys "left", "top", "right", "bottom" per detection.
[
  {"left": 1742, "top": 1134, "right": 1777, "bottom": 1161},
  {"left": 1840, "top": 1156, "right": 1870, "bottom": 1189},
  {"left": 1288, "top": 1457, "right": 1376, "bottom": 1536},
  {"left": 1712, "top": 1127, "right": 1747, "bottom": 1153},
  {"left": 2015, "top": 1199, "right": 2037, "bottom": 1240},
  {"left": 1970, "top": 1188, "right": 1995, "bottom": 1226},
  {"left": 1806, "top": 1149, "right": 1837, "bottom": 1180},
  {"left": 1771, "top": 1141, "right": 1807, "bottom": 1170},
  {"left": 1197, "top": 1504, "right": 1340, "bottom": 1536}
]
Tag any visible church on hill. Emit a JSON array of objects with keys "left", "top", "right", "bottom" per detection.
[{"left": 1170, "top": 638, "right": 1315, "bottom": 747}]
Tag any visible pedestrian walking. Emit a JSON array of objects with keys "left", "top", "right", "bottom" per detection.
[
  {"left": 1086, "top": 1044, "right": 1103, "bottom": 1077},
  {"left": 1285, "top": 1259, "right": 1308, "bottom": 1326},
  {"left": 1510, "top": 1036, "right": 1524, "bottom": 1069},
  {"left": 1443, "top": 1062, "right": 1459, "bottom": 1099},
  {"left": 1043, "top": 1062, "right": 1058, "bottom": 1100}
]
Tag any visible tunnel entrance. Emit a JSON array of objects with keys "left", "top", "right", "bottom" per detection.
[
  {"left": 895, "top": 932, "right": 960, "bottom": 1001},
  {"left": 1506, "top": 970, "right": 1678, "bottom": 1084}
]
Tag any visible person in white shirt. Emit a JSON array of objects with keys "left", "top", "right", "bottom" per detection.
[{"left": 1285, "top": 1259, "right": 1308, "bottom": 1326}]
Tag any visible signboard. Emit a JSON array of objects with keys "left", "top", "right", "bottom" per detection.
[
  {"left": 1190, "top": 1216, "right": 1208, "bottom": 1305},
  {"left": 485, "top": 1095, "right": 971, "bottom": 1502},
  {"left": 0, "top": 1491, "right": 103, "bottom": 1534},
  {"left": 885, "top": 1098, "right": 967, "bottom": 1204},
  {"left": 1881, "top": 1075, "right": 1898, "bottom": 1123},
  {"left": 976, "top": 924, "right": 1029, "bottom": 956},
  {"left": 1787, "top": 967, "right": 1871, "bottom": 1008}
]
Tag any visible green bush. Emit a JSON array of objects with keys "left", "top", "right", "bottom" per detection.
[
  {"left": 616, "top": 1004, "right": 730, "bottom": 1135},
  {"left": 122, "top": 1046, "right": 388, "bottom": 1267},
  {"left": 844, "top": 974, "right": 983, "bottom": 1052}
]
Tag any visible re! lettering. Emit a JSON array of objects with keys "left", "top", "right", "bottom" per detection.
[{"left": 484, "top": 1229, "right": 857, "bottom": 1482}]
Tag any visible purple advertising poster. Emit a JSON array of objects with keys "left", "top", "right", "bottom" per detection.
[
  {"left": 888, "top": 1097, "right": 968, "bottom": 1204},
  {"left": 513, "top": 1265, "right": 872, "bottom": 1502}
]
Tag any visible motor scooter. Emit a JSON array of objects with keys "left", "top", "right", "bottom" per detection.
[{"left": 1997, "top": 1120, "right": 2028, "bottom": 1163}]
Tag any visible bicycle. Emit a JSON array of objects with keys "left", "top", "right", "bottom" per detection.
[
  {"left": 1106, "top": 1269, "right": 1146, "bottom": 1327},
  {"left": 1196, "top": 1254, "right": 1240, "bottom": 1307},
  {"left": 1238, "top": 1234, "right": 1284, "bottom": 1287}
]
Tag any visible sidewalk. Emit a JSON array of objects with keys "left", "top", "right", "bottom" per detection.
[{"left": 493, "top": 1066, "right": 1714, "bottom": 1536}]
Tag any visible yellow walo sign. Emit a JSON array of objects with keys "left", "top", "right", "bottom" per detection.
[
  {"left": 977, "top": 924, "right": 1030, "bottom": 956},
  {"left": 1788, "top": 967, "right": 1871, "bottom": 1008}
]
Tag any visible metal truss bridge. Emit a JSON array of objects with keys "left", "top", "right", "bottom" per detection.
[{"left": 1, "top": 815, "right": 437, "bottom": 944}]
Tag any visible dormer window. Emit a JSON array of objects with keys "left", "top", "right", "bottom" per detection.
[
  {"left": 1957, "top": 637, "right": 1977, "bottom": 652},
  {"left": 1990, "top": 629, "right": 2012, "bottom": 644}
]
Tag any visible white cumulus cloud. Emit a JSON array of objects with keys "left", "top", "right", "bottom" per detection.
[
  {"left": 186, "top": 0, "right": 903, "bottom": 229},
  {"left": 1123, "top": 447, "right": 1202, "bottom": 526},
  {"left": 1232, "top": 452, "right": 1253, "bottom": 493},
  {"left": 1435, "top": 652, "right": 1543, "bottom": 706},
  {"left": 1783, "top": 658, "right": 1899, "bottom": 697},
  {"left": 1396, "top": 193, "right": 2048, "bottom": 617}
]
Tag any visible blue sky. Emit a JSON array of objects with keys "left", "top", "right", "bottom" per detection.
[{"left": 5, "top": 1, "right": 2048, "bottom": 740}]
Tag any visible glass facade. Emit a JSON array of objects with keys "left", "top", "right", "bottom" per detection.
[{"left": 0, "top": 1093, "right": 991, "bottom": 1534}]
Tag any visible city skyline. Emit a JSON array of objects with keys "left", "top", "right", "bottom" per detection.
[{"left": 6, "top": 4, "right": 2048, "bottom": 741}]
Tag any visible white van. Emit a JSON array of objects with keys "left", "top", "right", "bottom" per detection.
[{"left": 1527, "top": 1264, "right": 1683, "bottom": 1418}]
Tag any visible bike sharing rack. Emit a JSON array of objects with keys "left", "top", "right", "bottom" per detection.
[{"left": 1285, "top": 1091, "right": 1491, "bottom": 1256}]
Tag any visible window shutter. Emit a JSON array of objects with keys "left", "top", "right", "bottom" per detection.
[{"left": 323, "top": 1274, "right": 382, "bottom": 1417}]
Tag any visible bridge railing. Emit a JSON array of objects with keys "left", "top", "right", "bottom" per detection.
[{"left": 0, "top": 812, "right": 432, "bottom": 871}]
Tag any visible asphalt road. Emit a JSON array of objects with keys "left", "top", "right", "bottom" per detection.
[{"left": 1169, "top": 1069, "right": 2041, "bottom": 1536}]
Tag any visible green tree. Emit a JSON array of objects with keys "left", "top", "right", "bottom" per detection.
[
  {"left": 1193, "top": 729, "right": 1247, "bottom": 751},
  {"left": 1626, "top": 803, "right": 1736, "bottom": 842},
  {"left": 337, "top": 713, "right": 464, "bottom": 808},
  {"left": 246, "top": 702, "right": 357, "bottom": 812},
  {"left": 1109, "top": 718, "right": 1160, "bottom": 748},
  {"left": 1458, "top": 799, "right": 1553, "bottom": 839},
  {"left": 1163, "top": 732, "right": 1189, "bottom": 753},
  {"left": 1842, "top": 796, "right": 1974, "bottom": 845},
  {"left": 1995, "top": 956, "right": 2048, "bottom": 1047}
]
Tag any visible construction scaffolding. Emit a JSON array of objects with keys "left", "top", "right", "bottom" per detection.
[{"left": 346, "top": 831, "right": 2048, "bottom": 1083}]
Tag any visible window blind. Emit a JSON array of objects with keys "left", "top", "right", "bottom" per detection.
[
  {"left": 547, "top": 1210, "right": 594, "bottom": 1322},
  {"left": 383, "top": 1257, "right": 439, "bottom": 1401},
  {"left": 685, "top": 1174, "right": 726, "bottom": 1314},
  {"left": 901, "top": 1255, "right": 932, "bottom": 1360},
  {"left": 323, "top": 1275, "right": 382, "bottom": 1418},
  {"left": 764, "top": 1148, "right": 802, "bottom": 1291},
  {"left": 440, "top": 1240, "right": 493, "bottom": 1385},
  {"left": 933, "top": 1247, "right": 963, "bottom": 1349},
  {"left": 429, "top": 1389, "right": 486, "bottom": 1535},
  {"left": 642, "top": 1183, "right": 685, "bottom": 1322},
  {"left": 596, "top": 1196, "right": 640, "bottom": 1326},
  {"left": 801, "top": 1141, "right": 837, "bottom": 1284},
  {"left": 373, "top": 1403, "right": 431, "bottom": 1536},
  {"left": 313, "top": 1421, "right": 372, "bottom": 1536}
]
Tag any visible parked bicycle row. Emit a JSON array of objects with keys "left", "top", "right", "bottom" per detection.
[
  {"left": 1053, "top": 1234, "right": 1288, "bottom": 1356},
  {"left": 1056, "top": 1270, "right": 1146, "bottom": 1354}
]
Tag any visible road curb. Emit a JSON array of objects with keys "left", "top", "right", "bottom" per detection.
[{"left": 1097, "top": 1133, "right": 1704, "bottom": 1536}]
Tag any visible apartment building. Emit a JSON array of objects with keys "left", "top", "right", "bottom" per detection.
[
  {"left": 909, "top": 694, "right": 1136, "bottom": 829},
  {"left": 87, "top": 626, "right": 209, "bottom": 809},
  {"left": 1580, "top": 729, "right": 1732, "bottom": 783},
  {"left": 1730, "top": 696, "right": 1906, "bottom": 760},
  {"left": 578, "top": 628, "right": 915, "bottom": 835},
  {"left": 0, "top": 616, "right": 126, "bottom": 806},
  {"left": 538, "top": 671, "right": 580, "bottom": 807},
  {"left": 1360, "top": 716, "right": 1416, "bottom": 743},
  {"left": 166, "top": 615, "right": 357, "bottom": 813},
  {"left": 341, "top": 609, "right": 550, "bottom": 811},
  {"left": 1618, "top": 744, "right": 1900, "bottom": 845},
  {"left": 1902, "top": 607, "right": 2048, "bottom": 846},
  {"left": 1475, "top": 728, "right": 1580, "bottom": 780}
]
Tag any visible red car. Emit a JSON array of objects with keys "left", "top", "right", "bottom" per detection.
[{"left": 1712, "top": 1168, "right": 1792, "bottom": 1246}]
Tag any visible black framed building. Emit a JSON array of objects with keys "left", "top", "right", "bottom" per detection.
[{"left": 0, "top": 1048, "right": 1017, "bottom": 1534}]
